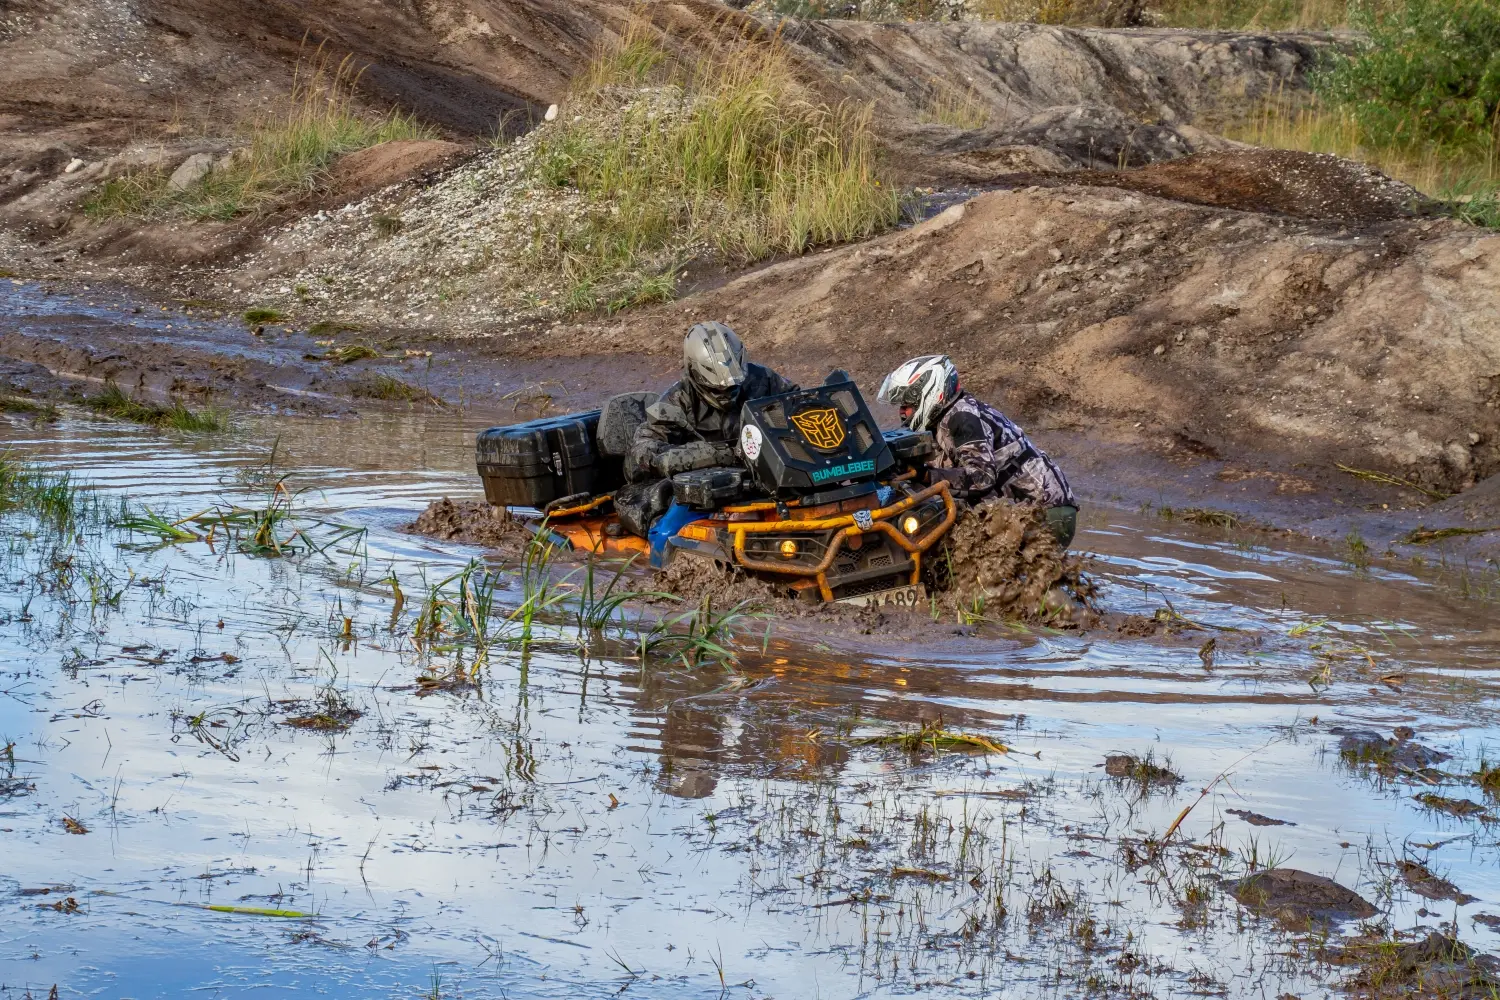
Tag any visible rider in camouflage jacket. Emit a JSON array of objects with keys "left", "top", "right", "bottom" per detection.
[
  {"left": 929, "top": 393, "right": 1075, "bottom": 509},
  {"left": 625, "top": 362, "right": 798, "bottom": 482}
]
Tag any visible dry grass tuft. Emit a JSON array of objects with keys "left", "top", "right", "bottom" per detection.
[
  {"left": 858, "top": 720, "right": 1012, "bottom": 755},
  {"left": 85, "top": 48, "right": 434, "bottom": 222},
  {"left": 921, "top": 78, "right": 991, "bottom": 129},
  {"left": 525, "top": 17, "right": 900, "bottom": 309}
]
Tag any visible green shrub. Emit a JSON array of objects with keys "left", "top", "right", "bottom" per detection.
[
  {"left": 1318, "top": 0, "right": 1500, "bottom": 151},
  {"left": 525, "top": 22, "right": 900, "bottom": 304}
]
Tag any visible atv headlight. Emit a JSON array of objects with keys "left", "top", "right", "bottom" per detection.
[
  {"left": 779, "top": 539, "right": 799, "bottom": 559},
  {"left": 901, "top": 514, "right": 921, "bottom": 535}
]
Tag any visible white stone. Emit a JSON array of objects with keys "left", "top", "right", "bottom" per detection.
[
  {"left": 167, "top": 152, "right": 214, "bottom": 192},
  {"left": 544, "top": 104, "right": 559, "bottom": 122},
  {"left": 64, "top": 158, "right": 86, "bottom": 174}
]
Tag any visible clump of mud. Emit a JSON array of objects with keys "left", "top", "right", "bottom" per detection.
[
  {"left": 1103, "top": 752, "right": 1181, "bottom": 787},
  {"left": 406, "top": 498, "right": 532, "bottom": 558},
  {"left": 1334, "top": 726, "right": 1452, "bottom": 781},
  {"left": 934, "top": 500, "right": 1094, "bottom": 624},
  {"left": 1230, "top": 868, "right": 1377, "bottom": 928},
  {"left": 1335, "top": 932, "right": 1500, "bottom": 999},
  {"left": 653, "top": 554, "right": 782, "bottom": 610}
]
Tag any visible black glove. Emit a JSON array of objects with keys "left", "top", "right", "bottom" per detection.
[
  {"left": 657, "top": 440, "right": 738, "bottom": 477},
  {"left": 927, "top": 466, "right": 967, "bottom": 489}
]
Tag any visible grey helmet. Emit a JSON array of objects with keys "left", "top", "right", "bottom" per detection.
[{"left": 682, "top": 321, "right": 748, "bottom": 410}]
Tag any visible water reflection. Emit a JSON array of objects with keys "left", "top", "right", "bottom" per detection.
[{"left": 1, "top": 410, "right": 1498, "bottom": 1000}]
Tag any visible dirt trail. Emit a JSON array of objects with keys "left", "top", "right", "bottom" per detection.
[
  {"left": 0, "top": 0, "right": 1328, "bottom": 255},
  {"left": 547, "top": 183, "right": 1498, "bottom": 496}
]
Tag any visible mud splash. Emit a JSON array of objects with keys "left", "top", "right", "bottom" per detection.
[
  {"left": 939, "top": 499, "right": 1094, "bottom": 622},
  {"left": 406, "top": 496, "right": 531, "bottom": 556},
  {"left": 651, "top": 551, "right": 783, "bottom": 608}
]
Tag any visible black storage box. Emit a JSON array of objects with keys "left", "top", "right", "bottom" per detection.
[
  {"left": 477, "top": 410, "right": 621, "bottom": 508},
  {"left": 672, "top": 466, "right": 750, "bottom": 510},
  {"left": 882, "top": 427, "right": 936, "bottom": 466}
]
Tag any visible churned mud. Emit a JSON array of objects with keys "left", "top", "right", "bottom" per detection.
[
  {"left": 651, "top": 552, "right": 784, "bottom": 609},
  {"left": 937, "top": 499, "right": 1095, "bottom": 622},
  {"left": 405, "top": 492, "right": 1101, "bottom": 628},
  {"left": 406, "top": 497, "right": 532, "bottom": 556}
]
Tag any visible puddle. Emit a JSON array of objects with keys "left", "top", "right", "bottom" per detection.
[{"left": 2, "top": 403, "right": 1500, "bottom": 998}]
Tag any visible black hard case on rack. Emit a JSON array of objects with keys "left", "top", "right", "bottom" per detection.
[{"left": 475, "top": 411, "right": 623, "bottom": 508}]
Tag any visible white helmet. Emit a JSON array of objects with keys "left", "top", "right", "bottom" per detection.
[
  {"left": 683, "top": 321, "right": 747, "bottom": 410},
  {"left": 878, "top": 355, "right": 961, "bottom": 432}
]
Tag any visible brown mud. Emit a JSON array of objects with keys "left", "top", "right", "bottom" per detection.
[
  {"left": 1231, "top": 868, "right": 1378, "bottom": 928},
  {"left": 406, "top": 493, "right": 1100, "bottom": 625},
  {"left": 937, "top": 499, "right": 1094, "bottom": 622},
  {"left": 405, "top": 497, "right": 532, "bottom": 556},
  {"left": 1334, "top": 932, "right": 1500, "bottom": 999}
]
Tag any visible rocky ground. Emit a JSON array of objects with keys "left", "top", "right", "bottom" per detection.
[{"left": 1, "top": 0, "right": 1498, "bottom": 562}]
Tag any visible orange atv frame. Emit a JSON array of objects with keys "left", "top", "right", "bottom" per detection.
[{"left": 542, "top": 481, "right": 956, "bottom": 602}]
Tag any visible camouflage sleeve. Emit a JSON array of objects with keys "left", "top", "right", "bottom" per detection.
[
  {"left": 624, "top": 396, "right": 737, "bottom": 481},
  {"left": 625, "top": 398, "right": 689, "bottom": 483},
  {"left": 930, "top": 411, "right": 996, "bottom": 500}
]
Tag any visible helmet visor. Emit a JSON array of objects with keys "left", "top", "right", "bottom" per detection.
[
  {"left": 886, "top": 383, "right": 926, "bottom": 408},
  {"left": 696, "top": 380, "right": 741, "bottom": 411},
  {"left": 882, "top": 370, "right": 931, "bottom": 410}
]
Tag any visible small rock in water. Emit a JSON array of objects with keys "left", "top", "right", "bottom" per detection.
[{"left": 167, "top": 152, "right": 215, "bottom": 192}]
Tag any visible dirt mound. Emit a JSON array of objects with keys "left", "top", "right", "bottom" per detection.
[
  {"left": 579, "top": 184, "right": 1500, "bottom": 496},
  {"left": 406, "top": 497, "right": 531, "bottom": 555},
  {"left": 1334, "top": 726, "right": 1452, "bottom": 779},
  {"left": 937, "top": 500, "right": 1093, "bottom": 622},
  {"left": 327, "top": 140, "right": 469, "bottom": 201},
  {"left": 1074, "top": 147, "right": 1430, "bottom": 223},
  {"left": 1230, "top": 868, "right": 1378, "bottom": 928}
]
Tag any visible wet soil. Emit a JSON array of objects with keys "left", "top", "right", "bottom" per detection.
[
  {"left": 1051, "top": 147, "right": 1431, "bottom": 224},
  {"left": 938, "top": 499, "right": 1094, "bottom": 622},
  {"left": 1337, "top": 932, "right": 1500, "bottom": 999},
  {"left": 1231, "top": 868, "right": 1378, "bottom": 928},
  {"left": 651, "top": 552, "right": 784, "bottom": 609},
  {"left": 406, "top": 496, "right": 532, "bottom": 555}
]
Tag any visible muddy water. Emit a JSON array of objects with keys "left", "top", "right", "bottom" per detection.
[{"left": 3, "top": 406, "right": 1500, "bottom": 998}]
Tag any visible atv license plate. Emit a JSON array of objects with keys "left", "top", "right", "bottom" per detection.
[{"left": 838, "top": 583, "right": 927, "bottom": 609}]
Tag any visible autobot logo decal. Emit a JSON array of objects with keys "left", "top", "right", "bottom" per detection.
[{"left": 789, "top": 408, "right": 846, "bottom": 450}]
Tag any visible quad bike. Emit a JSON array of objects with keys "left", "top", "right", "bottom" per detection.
[{"left": 475, "top": 379, "right": 957, "bottom": 606}]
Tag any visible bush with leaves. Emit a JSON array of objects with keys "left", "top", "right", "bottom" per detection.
[{"left": 1318, "top": 0, "right": 1500, "bottom": 151}]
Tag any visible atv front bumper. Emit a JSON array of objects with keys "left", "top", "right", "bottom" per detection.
[{"left": 720, "top": 482, "right": 955, "bottom": 601}]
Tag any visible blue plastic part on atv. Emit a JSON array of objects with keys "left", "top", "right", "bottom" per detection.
[{"left": 649, "top": 502, "right": 703, "bottom": 569}]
